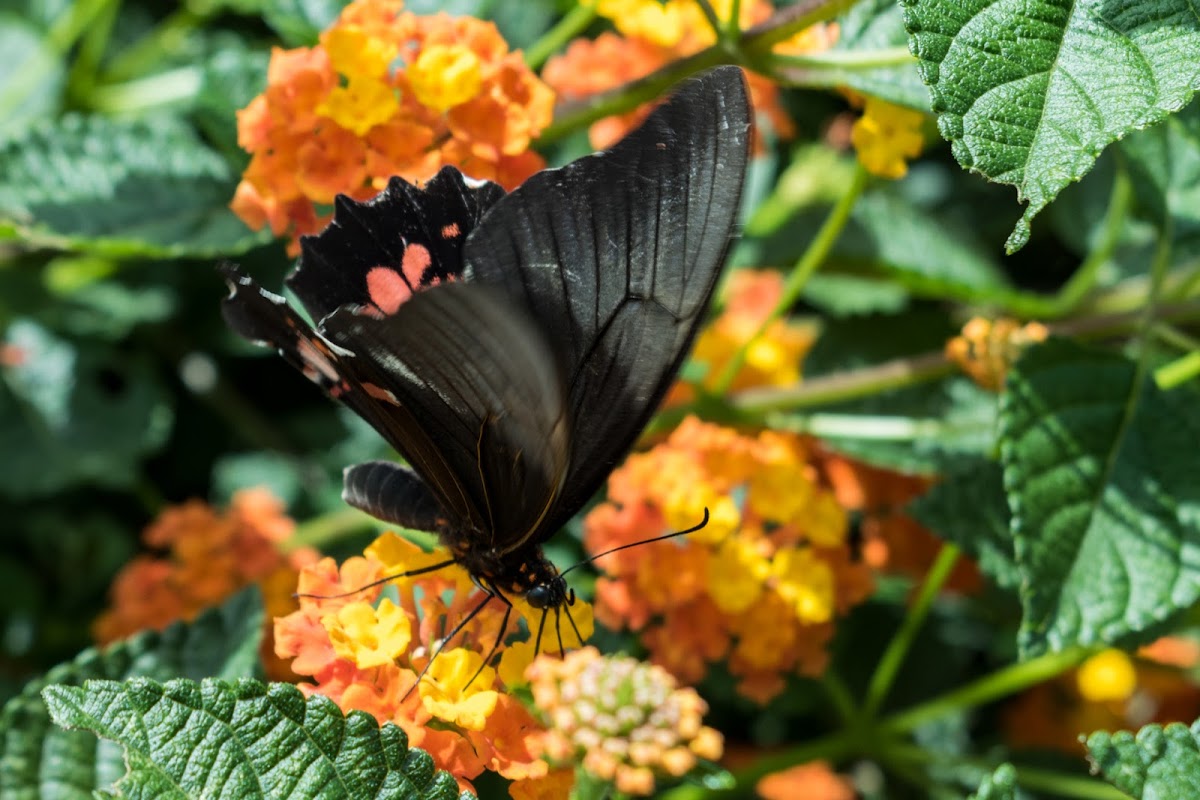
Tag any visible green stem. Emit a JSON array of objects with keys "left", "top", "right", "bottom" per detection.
[
  {"left": 289, "top": 507, "right": 378, "bottom": 551},
  {"left": 880, "top": 646, "right": 1096, "bottom": 735},
  {"left": 1005, "top": 165, "right": 1133, "bottom": 319},
  {"left": 711, "top": 163, "right": 869, "bottom": 394},
  {"left": 821, "top": 671, "right": 858, "bottom": 725},
  {"left": 767, "top": 46, "right": 916, "bottom": 70},
  {"left": 861, "top": 544, "right": 960, "bottom": 720},
  {"left": 89, "top": 66, "right": 203, "bottom": 113},
  {"left": 101, "top": 7, "right": 203, "bottom": 83},
  {"left": 536, "top": 0, "right": 853, "bottom": 146},
  {"left": 524, "top": 5, "right": 597, "bottom": 71},
  {"left": 0, "top": 0, "right": 115, "bottom": 121},
  {"left": 1155, "top": 351, "right": 1200, "bottom": 390},
  {"left": 66, "top": 0, "right": 122, "bottom": 106},
  {"left": 884, "top": 744, "right": 1129, "bottom": 800},
  {"left": 539, "top": 48, "right": 729, "bottom": 145},
  {"left": 727, "top": 299, "right": 1200, "bottom": 416},
  {"left": 725, "top": 0, "right": 744, "bottom": 39},
  {"left": 740, "top": 0, "right": 858, "bottom": 53}
]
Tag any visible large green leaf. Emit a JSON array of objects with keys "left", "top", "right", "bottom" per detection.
[
  {"left": 1120, "top": 98, "right": 1200, "bottom": 263},
  {"left": 43, "top": 678, "right": 470, "bottom": 800},
  {"left": 0, "top": 319, "right": 173, "bottom": 497},
  {"left": 1000, "top": 338, "right": 1200, "bottom": 657},
  {"left": 910, "top": 459, "right": 1019, "bottom": 590},
  {"left": 1086, "top": 721, "right": 1200, "bottom": 799},
  {"left": 0, "top": 14, "right": 64, "bottom": 136},
  {"left": 827, "top": 0, "right": 929, "bottom": 111},
  {"left": 0, "top": 590, "right": 265, "bottom": 800},
  {"left": 0, "top": 114, "right": 269, "bottom": 257},
  {"left": 903, "top": 0, "right": 1200, "bottom": 252},
  {"left": 969, "top": 764, "right": 1018, "bottom": 800}
]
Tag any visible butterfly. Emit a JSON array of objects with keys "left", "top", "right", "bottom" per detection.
[{"left": 220, "top": 65, "right": 752, "bottom": 654}]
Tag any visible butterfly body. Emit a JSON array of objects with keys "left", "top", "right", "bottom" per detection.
[{"left": 221, "top": 67, "right": 752, "bottom": 632}]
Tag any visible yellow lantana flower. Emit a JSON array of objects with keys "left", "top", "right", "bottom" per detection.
[
  {"left": 323, "top": 598, "right": 411, "bottom": 668},
  {"left": 851, "top": 97, "right": 925, "bottom": 179},
  {"left": 409, "top": 44, "right": 483, "bottom": 112},
  {"left": 420, "top": 647, "right": 500, "bottom": 730}
]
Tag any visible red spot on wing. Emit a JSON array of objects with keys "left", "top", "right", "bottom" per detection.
[
  {"left": 362, "top": 382, "right": 401, "bottom": 405},
  {"left": 441, "top": 223, "right": 461, "bottom": 239},
  {"left": 401, "top": 243, "right": 432, "bottom": 286},
  {"left": 366, "top": 267, "right": 413, "bottom": 315}
]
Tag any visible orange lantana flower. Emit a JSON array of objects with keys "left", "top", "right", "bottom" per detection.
[
  {"left": 585, "top": 417, "right": 873, "bottom": 702},
  {"left": 233, "top": 0, "right": 554, "bottom": 253},
  {"left": 273, "top": 531, "right": 594, "bottom": 793},
  {"left": 93, "top": 488, "right": 318, "bottom": 681}
]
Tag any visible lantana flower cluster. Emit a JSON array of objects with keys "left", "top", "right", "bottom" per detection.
[
  {"left": 1004, "top": 637, "right": 1200, "bottom": 754},
  {"left": 848, "top": 94, "right": 926, "bottom": 179},
  {"left": 527, "top": 647, "right": 723, "bottom": 796},
  {"left": 544, "top": 0, "right": 837, "bottom": 150},
  {"left": 273, "top": 531, "right": 593, "bottom": 793},
  {"left": 584, "top": 416, "right": 874, "bottom": 702},
  {"left": 945, "top": 316, "right": 1050, "bottom": 391},
  {"left": 93, "top": 488, "right": 317, "bottom": 681},
  {"left": 232, "top": 0, "right": 553, "bottom": 251},
  {"left": 667, "top": 268, "right": 815, "bottom": 404}
]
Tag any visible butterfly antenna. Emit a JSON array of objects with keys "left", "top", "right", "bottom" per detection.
[
  {"left": 559, "top": 507, "right": 709, "bottom": 579},
  {"left": 295, "top": 559, "right": 458, "bottom": 600}
]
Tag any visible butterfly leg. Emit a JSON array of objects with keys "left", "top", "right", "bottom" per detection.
[
  {"left": 466, "top": 576, "right": 514, "bottom": 689},
  {"left": 405, "top": 580, "right": 497, "bottom": 698}
]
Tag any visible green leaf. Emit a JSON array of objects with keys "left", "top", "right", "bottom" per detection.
[
  {"left": 1086, "top": 721, "right": 1200, "bottom": 799},
  {"left": 194, "top": 43, "right": 269, "bottom": 159},
  {"left": 801, "top": 272, "right": 910, "bottom": 317},
  {"left": 903, "top": 0, "right": 1200, "bottom": 252},
  {"left": 263, "top": 0, "right": 350, "bottom": 46},
  {"left": 0, "top": 319, "right": 173, "bottom": 497},
  {"left": 0, "top": 590, "right": 265, "bottom": 800},
  {"left": 43, "top": 678, "right": 469, "bottom": 800},
  {"left": 843, "top": 189, "right": 1012, "bottom": 301},
  {"left": 825, "top": 0, "right": 930, "bottom": 111},
  {"left": 801, "top": 311, "right": 998, "bottom": 474},
  {"left": 1001, "top": 338, "right": 1200, "bottom": 657},
  {"left": 969, "top": 763, "right": 1018, "bottom": 800},
  {"left": 910, "top": 459, "right": 1019, "bottom": 590},
  {"left": 0, "top": 114, "right": 270, "bottom": 257},
  {"left": 0, "top": 14, "right": 64, "bottom": 136},
  {"left": 1120, "top": 98, "right": 1200, "bottom": 263}
]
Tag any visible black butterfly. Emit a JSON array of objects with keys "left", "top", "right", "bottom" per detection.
[{"left": 220, "top": 65, "right": 752, "bottom": 653}]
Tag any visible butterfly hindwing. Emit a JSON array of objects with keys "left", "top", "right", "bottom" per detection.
[
  {"left": 220, "top": 263, "right": 475, "bottom": 518},
  {"left": 462, "top": 66, "right": 752, "bottom": 540},
  {"left": 322, "top": 282, "right": 569, "bottom": 542},
  {"left": 288, "top": 167, "right": 506, "bottom": 322}
]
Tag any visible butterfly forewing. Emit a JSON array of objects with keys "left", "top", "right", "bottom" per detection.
[
  {"left": 462, "top": 66, "right": 752, "bottom": 543},
  {"left": 324, "top": 282, "right": 570, "bottom": 542},
  {"left": 220, "top": 264, "right": 476, "bottom": 519},
  {"left": 289, "top": 167, "right": 506, "bottom": 322}
]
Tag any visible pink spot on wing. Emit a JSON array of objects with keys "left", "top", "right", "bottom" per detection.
[
  {"left": 362, "top": 383, "right": 401, "bottom": 405},
  {"left": 401, "top": 243, "right": 432, "bottom": 286},
  {"left": 441, "top": 223, "right": 461, "bottom": 239},
  {"left": 366, "top": 267, "right": 412, "bottom": 314}
]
